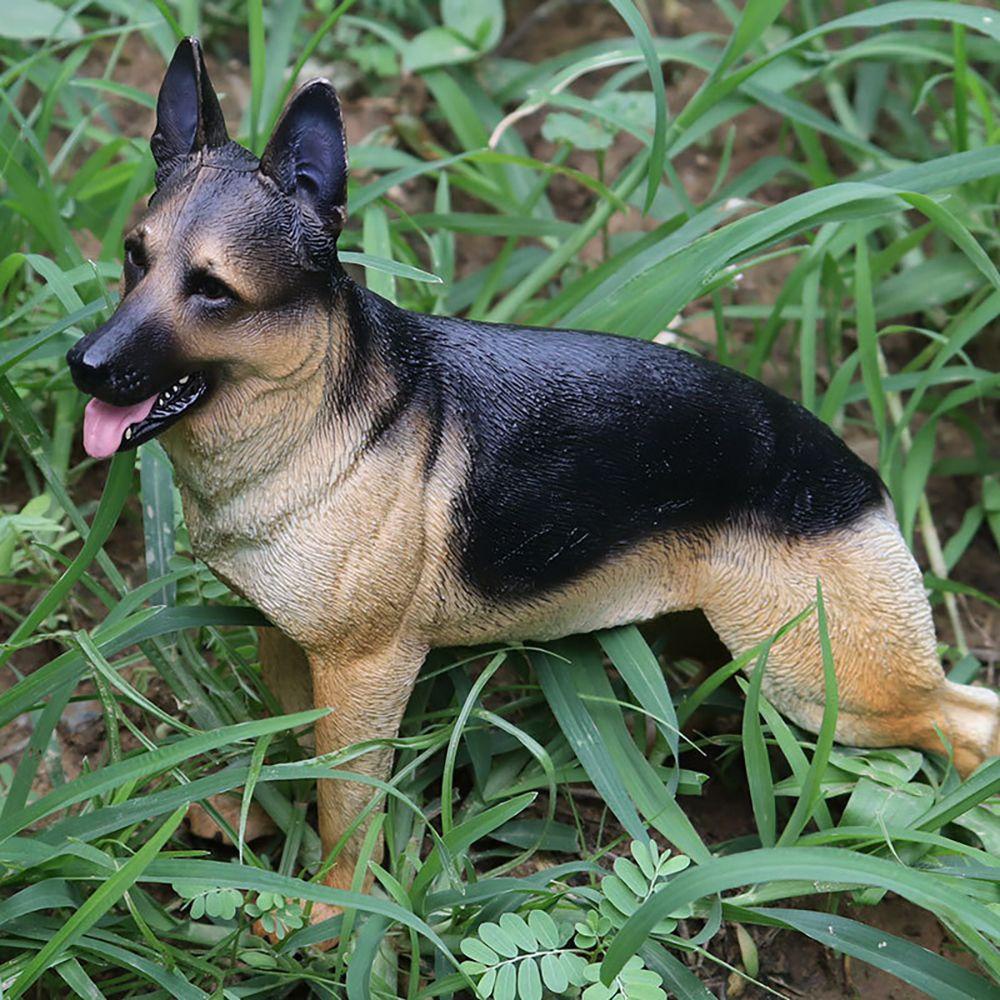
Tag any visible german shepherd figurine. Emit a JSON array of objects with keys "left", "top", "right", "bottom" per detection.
[{"left": 68, "top": 39, "right": 999, "bottom": 920}]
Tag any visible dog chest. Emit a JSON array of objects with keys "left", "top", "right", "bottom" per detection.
[{"left": 177, "top": 444, "right": 434, "bottom": 650}]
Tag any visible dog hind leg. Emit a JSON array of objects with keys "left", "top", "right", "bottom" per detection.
[{"left": 699, "top": 510, "right": 1000, "bottom": 775}]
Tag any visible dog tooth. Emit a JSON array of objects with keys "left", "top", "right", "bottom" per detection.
[
  {"left": 178, "top": 375, "right": 189, "bottom": 384},
  {"left": 124, "top": 427, "right": 133, "bottom": 440}
]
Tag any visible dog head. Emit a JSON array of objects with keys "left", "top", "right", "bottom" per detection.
[{"left": 67, "top": 38, "right": 349, "bottom": 459}]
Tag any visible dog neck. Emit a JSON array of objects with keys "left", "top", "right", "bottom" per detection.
[{"left": 163, "top": 276, "right": 407, "bottom": 541}]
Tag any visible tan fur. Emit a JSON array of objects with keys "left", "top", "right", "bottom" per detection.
[
  {"left": 699, "top": 511, "right": 1000, "bottom": 774},
  {"left": 137, "top": 191, "right": 998, "bottom": 910}
]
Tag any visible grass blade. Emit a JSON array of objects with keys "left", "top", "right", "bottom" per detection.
[
  {"left": 605, "top": 0, "right": 666, "bottom": 213},
  {"left": 6, "top": 804, "right": 187, "bottom": 999},
  {"left": 746, "top": 907, "right": 1000, "bottom": 1000},
  {"left": 602, "top": 847, "right": 1000, "bottom": 981},
  {"left": 741, "top": 644, "right": 776, "bottom": 847},
  {"left": 777, "top": 580, "right": 838, "bottom": 845},
  {"left": 0, "top": 452, "right": 133, "bottom": 667}
]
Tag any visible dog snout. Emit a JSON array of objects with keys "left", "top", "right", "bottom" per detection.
[{"left": 66, "top": 308, "right": 176, "bottom": 403}]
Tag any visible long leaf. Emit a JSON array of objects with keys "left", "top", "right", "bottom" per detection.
[
  {"left": 602, "top": 847, "right": 1000, "bottom": 980},
  {"left": 7, "top": 805, "right": 187, "bottom": 999},
  {"left": 745, "top": 907, "right": 1000, "bottom": 1000},
  {"left": 0, "top": 710, "right": 326, "bottom": 843},
  {"left": 0, "top": 452, "right": 133, "bottom": 667},
  {"left": 605, "top": 0, "right": 666, "bottom": 213}
]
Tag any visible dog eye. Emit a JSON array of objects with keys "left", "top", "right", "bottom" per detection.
[
  {"left": 123, "top": 242, "right": 147, "bottom": 289},
  {"left": 189, "top": 271, "right": 234, "bottom": 303},
  {"left": 125, "top": 245, "right": 146, "bottom": 270}
]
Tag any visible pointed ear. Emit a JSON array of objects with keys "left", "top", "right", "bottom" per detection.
[
  {"left": 259, "top": 79, "right": 348, "bottom": 229},
  {"left": 151, "top": 37, "right": 229, "bottom": 174}
]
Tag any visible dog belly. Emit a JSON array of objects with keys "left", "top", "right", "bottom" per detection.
[{"left": 430, "top": 531, "right": 710, "bottom": 646}]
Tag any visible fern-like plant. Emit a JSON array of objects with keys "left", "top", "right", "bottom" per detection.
[
  {"left": 598, "top": 840, "right": 692, "bottom": 936},
  {"left": 243, "top": 891, "right": 305, "bottom": 940},
  {"left": 460, "top": 910, "right": 588, "bottom": 999},
  {"left": 171, "top": 880, "right": 244, "bottom": 920},
  {"left": 459, "top": 840, "right": 684, "bottom": 998},
  {"left": 580, "top": 955, "right": 666, "bottom": 1000}
]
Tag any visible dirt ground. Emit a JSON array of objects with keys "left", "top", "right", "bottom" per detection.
[{"left": 3, "top": 2, "right": 999, "bottom": 997}]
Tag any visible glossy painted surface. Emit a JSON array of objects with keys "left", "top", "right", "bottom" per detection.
[{"left": 345, "top": 283, "right": 887, "bottom": 600}]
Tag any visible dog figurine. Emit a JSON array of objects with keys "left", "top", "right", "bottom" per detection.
[{"left": 68, "top": 39, "right": 999, "bottom": 922}]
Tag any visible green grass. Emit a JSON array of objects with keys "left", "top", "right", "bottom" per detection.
[{"left": 2, "top": 1, "right": 1000, "bottom": 997}]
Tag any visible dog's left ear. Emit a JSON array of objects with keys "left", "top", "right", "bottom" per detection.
[
  {"left": 259, "top": 79, "right": 348, "bottom": 229},
  {"left": 151, "top": 37, "right": 229, "bottom": 176}
]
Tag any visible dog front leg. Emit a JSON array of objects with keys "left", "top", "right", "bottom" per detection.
[{"left": 308, "top": 637, "right": 428, "bottom": 895}]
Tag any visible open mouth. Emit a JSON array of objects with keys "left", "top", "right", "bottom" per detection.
[{"left": 83, "top": 372, "right": 209, "bottom": 459}]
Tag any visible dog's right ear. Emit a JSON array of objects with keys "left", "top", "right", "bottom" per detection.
[{"left": 151, "top": 37, "right": 229, "bottom": 177}]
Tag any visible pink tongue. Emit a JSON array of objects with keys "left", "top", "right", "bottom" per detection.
[{"left": 83, "top": 395, "right": 158, "bottom": 459}]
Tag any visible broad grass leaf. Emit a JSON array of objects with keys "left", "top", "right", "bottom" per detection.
[
  {"left": 748, "top": 907, "right": 1000, "bottom": 1000},
  {"left": 549, "top": 640, "right": 709, "bottom": 860},
  {"left": 0, "top": 710, "right": 326, "bottom": 842},
  {"left": 0, "top": 604, "right": 268, "bottom": 733},
  {"left": 532, "top": 647, "right": 647, "bottom": 843},
  {"left": 7, "top": 805, "right": 187, "bottom": 999},
  {"left": 542, "top": 111, "right": 613, "bottom": 151},
  {"left": 952, "top": 801, "right": 1000, "bottom": 855},
  {"left": 916, "top": 757, "right": 1000, "bottom": 831},
  {"left": 598, "top": 626, "right": 680, "bottom": 763},
  {"left": 777, "top": 582, "right": 839, "bottom": 846},
  {"left": 640, "top": 943, "right": 715, "bottom": 1000},
  {"left": 442, "top": 0, "right": 504, "bottom": 50},
  {"left": 346, "top": 913, "right": 393, "bottom": 1000},
  {"left": 0, "top": 2, "right": 81, "bottom": 43},
  {"left": 404, "top": 28, "right": 478, "bottom": 73},
  {"left": 0, "top": 451, "right": 133, "bottom": 669},
  {"left": 10, "top": 922, "right": 206, "bottom": 999},
  {"left": 840, "top": 778, "right": 933, "bottom": 829},
  {"left": 602, "top": 847, "right": 1000, "bottom": 981},
  {"left": 605, "top": 0, "right": 666, "bottom": 212},
  {"left": 340, "top": 250, "right": 442, "bottom": 286},
  {"left": 741, "top": 646, "right": 776, "bottom": 847},
  {"left": 409, "top": 792, "right": 536, "bottom": 904},
  {"left": 0, "top": 879, "right": 77, "bottom": 929},
  {"left": 139, "top": 443, "right": 176, "bottom": 609}
]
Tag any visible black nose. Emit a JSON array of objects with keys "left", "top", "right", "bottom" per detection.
[{"left": 66, "top": 338, "right": 108, "bottom": 396}]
